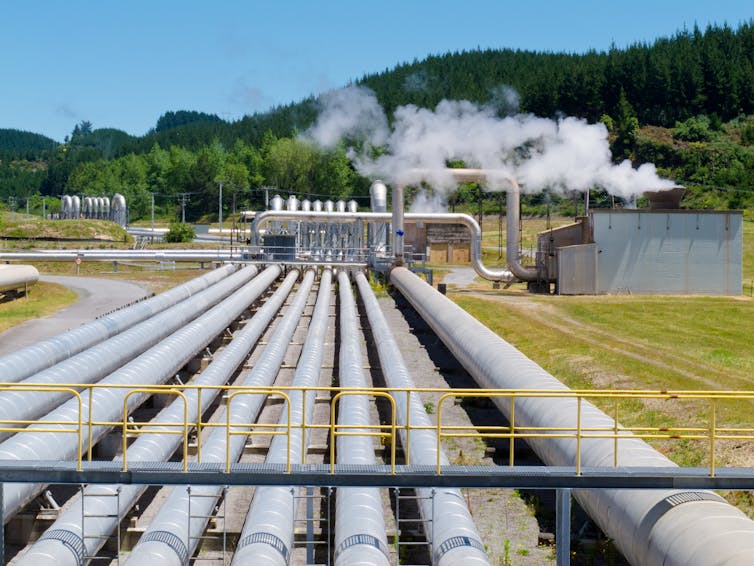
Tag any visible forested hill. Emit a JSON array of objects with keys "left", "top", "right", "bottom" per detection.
[
  {"left": 2, "top": 22, "right": 754, "bottom": 220},
  {"left": 0, "top": 129, "right": 57, "bottom": 158},
  {"left": 362, "top": 23, "right": 754, "bottom": 127}
]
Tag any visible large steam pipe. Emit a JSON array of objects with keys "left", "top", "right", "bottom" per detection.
[
  {"left": 0, "top": 265, "right": 280, "bottom": 522},
  {"left": 0, "top": 264, "right": 39, "bottom": 294},
  {"left": 389, "top": 267, "right": 754, "bottom": 566},
  {"left": 0, "top": 265, "right": 257, "bottom": 442},
  {"left": 231, "top": 268, "right": 332, "bottom": 566},
  {"left": 354, "top": 271, "right": 489, "bottom": 566},
  {"left": 125, "top": 269, "right": 312, "bottom": 566},
  {"left": 250, "top": 210, "right": 515, "bottom": 281},
  {"left": 334, "top": 270, "right": 390, "bottom": 566},
  {"left": 0, "top": 251, "right": 238, "bottom": 262},
  {"left": 0, "top": 264, "right": 237, "bottom": 384},
  {"left": 16, "top": 268, "right": 289, "bottom": 566}
]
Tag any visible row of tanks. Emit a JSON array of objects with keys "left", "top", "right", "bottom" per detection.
[{"left": 59, "top": 194, "right": 127, "bottom": 227}]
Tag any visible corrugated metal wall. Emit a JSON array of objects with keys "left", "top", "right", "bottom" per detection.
[
  {"left": 558, "top": 243, "right": 597, "bottom": 294},
  {"left": 591, "top": 210, "right": 742, "bottom": 295}
]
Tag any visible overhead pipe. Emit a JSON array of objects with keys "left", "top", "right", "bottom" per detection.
[
  {"left": 126, "top": 269, "right": 314, "bottom": 566},
  {"left": 354, "top": 271, "right": 490, "bottom": 566},
  {"left": 251, "top": 210, "right": 514, "bottom": 282},
  {"left": 0, "top": 265, "right": 257, "bottom": 442},
  {"left": 17, "top": 268, "right": 293, "bottom": 566},
  {"left": 0, "top": 251, "right": 239, "bottom": 262},
  {"left": 0, "top": 264, "right": 237, "bottom": 384},
  {"left": 0, "top": 265, "right": 281, "bottom": 523},
  {"left": 334, "top": 270, "right": 390, "bottom": 566},
  {"left": 389, "top": 267, "right": 754, "bottom": 566},
  {"left": 231, "top": 268, "right": 332, "bottom": 566}
]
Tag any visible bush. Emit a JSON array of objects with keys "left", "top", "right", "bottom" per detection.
[
  {"left": 673, "top": 115, "right": 713, "bottom": 142},
  {"left": 164, "top": 223, "right": 196, "bottom": 243}
]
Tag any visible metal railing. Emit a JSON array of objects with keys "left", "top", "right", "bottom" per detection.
[{"left": 2, "top": 382, "right": 753, "bottom": 476}]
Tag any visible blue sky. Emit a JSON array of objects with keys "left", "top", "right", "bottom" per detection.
[{"left": 2, "top": 0, "right": 752, "bottom": 142}]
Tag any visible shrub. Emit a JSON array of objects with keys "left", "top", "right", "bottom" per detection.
[
  {"left": 164, "top": 222, "right": 196, "bottom": 243},
  {"left": 673, "top": 115, "right": 713, "bottom": 142},
  {"left": 741, "top": 123, "right": 754, "bottom": 146}
]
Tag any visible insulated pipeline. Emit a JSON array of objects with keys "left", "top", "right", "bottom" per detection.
[
  {"left": 389, "top": 267, "right": 754, "bottom": 566},
  {"left": 354, "top": 271, "right": 490, "bottom": 566},
  {"left": 16, "top": 267, "right": 285, "bottom": 566},
  {"left": 126, "top": 268, "right": 314, "bottom": 566},
  {"left": 334, "top": 270, "right": 390, "bottom": 566},
  {"left": 0, "top": 265, "right": 280, "bottom": 522},
  {"left": 0, "top": 264, "right": 237, "bottom": 383},
  {"left": 0, "top": 265, "right": 257, "bottom": 443},
  {"left": 231, "top": 268, "right": 333, "bottom": 566}
]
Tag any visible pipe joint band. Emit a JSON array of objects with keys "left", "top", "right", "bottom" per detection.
[
  {"left": 140, "top": 530, "right": 189, "bottom": 565},
  {"left": 38, "top": 529, "right": 85, "bottom": 565},
  {"left": 335, "top": 533, "right": 391, "bottom": 561},
  {"left": 433, "top": 535, "right": 487, "bottom": 562},
  {"left": 237, "top": 531, "right": 290, "bottom": 561}
]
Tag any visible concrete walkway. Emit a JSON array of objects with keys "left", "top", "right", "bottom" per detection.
[
  {"left": 0, "top": 276, "right": 150, "bottom": 354},
  {"left": 441, "top": 267, "right": 477, "bottom": 286}
]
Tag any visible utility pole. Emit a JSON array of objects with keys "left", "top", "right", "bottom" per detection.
[
  {"left": 218, "top": 181, "right": 223, "bottom": 232},
  {"left": 150, "top": 192, "right": 155, "bottom": 242},
  {"left": 26, "top": 198, "right": 29, "bottom": 215},
  {"left": 179, "top": 193, "right": 188, "bottom": 223},
  {"left": 42, "top": 197, "right": 46, "bottom": 220},
  {"left": 9, "top": 196, "right": 15, "bottom": 222}
]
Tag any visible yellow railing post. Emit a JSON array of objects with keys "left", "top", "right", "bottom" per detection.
[{"left": 710, "top": 398, "right": 717, "bottom": 477}]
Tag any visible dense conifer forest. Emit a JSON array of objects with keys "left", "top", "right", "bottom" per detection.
[{"left": 1, "top": 22, "right": 753, "bottom": 221}]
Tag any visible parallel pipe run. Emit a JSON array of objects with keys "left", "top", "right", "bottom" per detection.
[
  {"left": 389, "top": 267, "right": 754, "bottom": 566},
  {"left": 354, "top": 271, "right": 490, "bottom": 566},
  {"left": 0, "top": 251, "right": 238, "bottom": 262},
  {"left": 0, "top": 264, "right": 237, "bottom": 384},
  {"left": 17, "top": 268, "right": 285, "bottom": 566},
  {"left": 0, "top": 265, "right": 279, "bottom": 523},
  {"left": 0, "top": 266, "right": 257, "bottom": 442},
  {"left": 334, "top": 270, "right": 390, "bottom": 566},
  {"left": 125, "top": 269, "right": 313, "bottom": 566},
  {"left": 232, "top": 268, "right": 333, "bottom": 566},
  {"left": 250, "top": 210, "right": 516, "bottom": 281}
]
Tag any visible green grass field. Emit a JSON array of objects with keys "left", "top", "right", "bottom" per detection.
[{"left": 0, "top": 282, "right": 77, "bottom": 333}]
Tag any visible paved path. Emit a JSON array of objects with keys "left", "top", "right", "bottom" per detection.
[
  {"left": 441, "top": 267, "right": 477, "bottom": 286},
  {"left": 0, "top": 276, "right": 150, "bottom": 355}
]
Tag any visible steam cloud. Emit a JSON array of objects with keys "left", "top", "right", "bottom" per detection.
[{"left": 304, "top": 85, "right": 675, "bottom": 209}]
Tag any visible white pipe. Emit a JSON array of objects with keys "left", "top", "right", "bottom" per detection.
[
  {"left": 0, "top": 265, "right": 273, "bottom": 523},
  {"left": 251, "top": 210, "right": 515, "bottom": 281},
  {"left": 16, "top": 266, "right": 284, "bottom": 566},
  {"left": 334, "top": 270, "right": 390, "bottom": 566},
  {"left": 231, "top": 268, "right": 332, "bottom": 566},
  {"left": 355, "top": 271, "right": 489, "bottom": 565},
  {"left": 126, "top": 269, "right": 313, "bottom": 565},
  {"left": 389, "top": 267, "right": 754, "bottom": 566}
]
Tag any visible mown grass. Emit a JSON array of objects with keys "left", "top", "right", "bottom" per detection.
[{"left": 0, "top": 282, "right": 77, "bottom": 333}]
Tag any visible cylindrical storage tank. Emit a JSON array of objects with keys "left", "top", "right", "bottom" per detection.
[
  {"left": 347, "top": 199, "right": 358, "bottom": 213},
  {"left": 111, "top": 193, "right": 127, "bottom": 227},
  {"left": 313, "top": 200, "right": 323, "bottom": 212},
  {"left": 102, "top": 196, "right": 110, "bottom": 220},
  {"left": 83, "top": 197, "right": 93, "bottom": 218},
  {"left": 335, "top": 200, "right": 346, "bottom": 213},
  {"left": 324, "top": 200, "right": 334, "bottom": 213},
  {"left": 286, "top": 195, "right": 299, "bottom": 211},
  {"left": 369, "top": 180, "right": 389, "bottom": 256},
  {"left": 93, "top": 197, "right": 102, "bottom": 219},
  {"left": 301, "top": 199, "right": 311, "bottom": 212},
  {"left": 72, "top": 196, "right": 81, "bottom": 219},
  {"left": 62, "top": 195, "right": 72, "bottom": 219},
  {"left": 370, "top": 180, "right": 388, "bottom": 212},
  {"left": 270, "top": 194, "right": 284, "bottom": 211},
  {"left": 0, "top": 265, "right": 39, "bottom": 294}
]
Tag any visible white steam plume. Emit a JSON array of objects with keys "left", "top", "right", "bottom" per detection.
[
  {"left": 303, "top": 85, "right": 389, "bottom": 149},
  {"left": 303, "top": 86, "right": 676, "bottom": 210}
]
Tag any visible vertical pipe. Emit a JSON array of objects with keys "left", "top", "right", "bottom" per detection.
[{"left": 393, "top": 184, "right": 404, "bottom": 264}]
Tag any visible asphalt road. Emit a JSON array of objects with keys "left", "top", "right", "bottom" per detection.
[{"left": 0, "top": 276, "right": 150, "bottom": 355}]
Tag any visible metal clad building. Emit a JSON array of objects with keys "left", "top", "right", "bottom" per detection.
[{"left": 591, "top": 210, "right": 742, "bottom": 295}]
